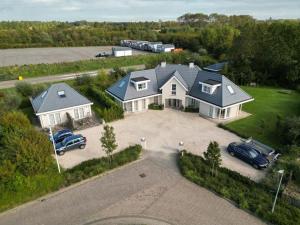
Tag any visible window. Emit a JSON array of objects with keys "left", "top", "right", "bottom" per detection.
[
  {"left": 137, "top": 83, "right": 147, "bottom": 91},
  {"left": 119, "top": 81, "right": 126, "bottom": 88},
  {"left": 49, "top": 114, "right": 55, "bottom": 126},
  {"left": 142, "top": 99, "right": 146, "bottom": 109},
  {"left": 202, "top": 85, "right": 211, "bottom": 94},
  {"left": 154, "top": 96, "right": 159, "bottom": 104},
  {"left": 226, "top": 108, "right": 231, "bottom": 118},
  {"left": 227, "top": 85, "right": 235, "bottom": 94},
  {"left": 55, "top": 113, "right": 61, "bottom": 124},
  {"left": 79, "top": 108, "right": 84, "bottom": 118},
  {"left": 134, "top": 101, "right": 138, "bottom": 111},
  {"left": 171, "top": 84, "right": 176, "bottom": 95},
  {"left": 74, "top": 108, "right": 79, "bottom": 119},
  {"left": 209, "top": 106, "right": 214, "bottom": 117},
  {"left": 57, "top": 90, "right": 66, "bottom": 98}
]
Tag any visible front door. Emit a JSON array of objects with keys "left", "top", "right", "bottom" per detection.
[{"left": 165, "top": 99, "right": 182, "bottom": 109}]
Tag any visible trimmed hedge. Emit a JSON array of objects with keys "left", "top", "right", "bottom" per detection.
[
  {"left": 87, "top": 86, "right": 124, "bottom": 122},
  {"left": 179, "top": 152, "right": 300, "bottom": 225},
  {"left": 184, "top": 107, "right": 199, "bottom": 113},
  {"left": 148, "top": 103, "right": 164, "bottom": 110},
  {"left": 64, "top": 144, "right": 142, "bottom": 185}
]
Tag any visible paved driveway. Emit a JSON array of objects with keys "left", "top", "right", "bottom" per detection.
[
  {"left": 59, "top": 109, "right": 265, "bottom": 181},
  {"left": 0, "top": 151, "right": 265, "bottom": 225}
]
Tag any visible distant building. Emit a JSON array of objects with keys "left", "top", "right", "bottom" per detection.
[
  {"left": 30, "top": 83, "right": 93, "bottom": 128},
  {"left": 158, "top": 44, "right": 175, "bottom": 53},
  {"left": 204, "top": 62, "right": 228, "bottom": 73},
  {"left": 112, "top": 47, "right": 133, "bottom": 57}
]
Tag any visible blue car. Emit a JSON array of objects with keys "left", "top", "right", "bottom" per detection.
[
  {"left": 50, "top": 129, "right": 73, "bottom": 143},
  {"left": 55, "top": 134, "right": 87, "bottom": 156},
  {"left": 227, "top": 142, "right": 269, "bottom": 169}
]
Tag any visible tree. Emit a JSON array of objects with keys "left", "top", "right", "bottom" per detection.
[
  {"left": 203, "top": 141, "right": 222, "bottom": 176},
  {"left": 100, "top": 125, "right": 118, "bottom": 163}
]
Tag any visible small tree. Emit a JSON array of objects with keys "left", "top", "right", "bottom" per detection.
[
  {"left": 100, "top": 125, "right": 118, "bottom": 163},
  {"left": 203, "top": 141, "right": 222, "bottom": 176}
]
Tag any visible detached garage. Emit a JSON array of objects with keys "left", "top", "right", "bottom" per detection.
[{"left": 112, "top": 47, "right": 133, "bottom": 57}]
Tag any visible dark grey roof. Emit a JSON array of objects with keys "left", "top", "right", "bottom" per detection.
[
  {"left": 204, "top": 62, "right": 228, "bottom": 72},
  {"left": 107, "top": 63, "right": 252, "bottom": 107},
  {"left": 131, "top": 77, "right": 150, "bottom": 82},
  {"left": 189, "top": 71, "right": 252, "bottom": 107},
  {"left": 31, "top": 83, "right": 92, "bottom": 114},
  {"left": 107, "top": 69, "right": 158, "bottom": 101},
  {"left": 202, "top": 79, "right": 221, "bottom": 85}
]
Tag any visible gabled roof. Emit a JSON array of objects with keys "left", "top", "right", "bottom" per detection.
[
  {"left": 107, "top": 63, "right": 252, "bottom": 107},
  {"left": 159, "top": 70, "right": 188, "bottom": 91},
  {"left": 31, "top": 83, "right": 92, "bottom": 114}
]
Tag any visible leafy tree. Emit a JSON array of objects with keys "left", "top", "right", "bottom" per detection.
[
  {"left": 100, "top": 125, "right": 118, "bottom": 163},
  {"left": 279, "top": 116, "right": 300, "bottom": 145},
  {"left": 203, "top": 141, "right": 222, "bottom": 176}
]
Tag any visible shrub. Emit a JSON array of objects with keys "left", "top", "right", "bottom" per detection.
[
  {"left": 184, "top": 107, "right": 199, "bottom": 113},
  {"left": 64, "top": 144, "right": 141, "bottom": 185},
  {"left": 148, "top": 103, "right": 164, "bottom": 110},
  {"left": 16, "top": 82, "right": 34, "bottom": 97},
  {"left": 87, "top": 86, "right": 124, "bottom": 122},
  {"left": 179, "top": 152, "right": 300, "bottom": 225}
]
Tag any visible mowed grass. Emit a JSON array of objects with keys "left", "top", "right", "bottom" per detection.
[{"left": 225, "top": 87, "right": 300, "bottom": 149}]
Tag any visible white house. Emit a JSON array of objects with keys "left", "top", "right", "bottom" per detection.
[
  {"left": 106, "top": 62, "right": 253, "bottom": 120},
  {"left": 112, "top": 47, "right": 133, "bottom": 57},
  {"left": 30, "top": 83, "right": 93, "bottom": 128}
]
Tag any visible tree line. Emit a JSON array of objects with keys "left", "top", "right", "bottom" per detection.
[{"left": 0, "top": 13, "right": 299, "bottom": 88}]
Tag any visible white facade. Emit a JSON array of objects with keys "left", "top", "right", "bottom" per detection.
[
  {"left": 113, "top": 49, "right": 132, "bottom": 57},
  {"left": 37, "top": 104, "right": 93, "bottom": 128}
]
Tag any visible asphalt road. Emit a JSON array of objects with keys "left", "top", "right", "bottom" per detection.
[
  {"left": 0, "top": 46, "right": 150, "bottom": 67},
  {"left": 0, "top": 64, "right": 145, "bottom": 89},
  {"left": 0, "top": 150, "right": 265, "bottom": 225}
]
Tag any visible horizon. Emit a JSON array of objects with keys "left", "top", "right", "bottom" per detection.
[{"left": 0, "top": 0, "right": 299, "bottom": 22}]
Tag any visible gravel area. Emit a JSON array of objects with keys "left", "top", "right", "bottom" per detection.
[
  {"left": 0, "top": 46, "right": 150, "bottom": 67},
  {"left": 59, "top": 109, "right": 266, "bottom": 181}
]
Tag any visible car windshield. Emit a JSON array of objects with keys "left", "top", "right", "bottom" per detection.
[{"left": 248, "top": 149, "right": 259, "bottom": 158}]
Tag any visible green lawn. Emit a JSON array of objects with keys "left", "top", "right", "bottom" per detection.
[{"left": 225, "top": 87, "right": 300, "bottom": 149}]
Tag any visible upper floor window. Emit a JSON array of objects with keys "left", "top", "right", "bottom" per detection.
[
  {"left": 171, "top": 84, "right": 176, "bottom": 95},
  {"left": 138, "top": 83, "right": 147, "bottom": 90},
  {"left": 202, "top": 85, "right": 211, "bottom": 94}
]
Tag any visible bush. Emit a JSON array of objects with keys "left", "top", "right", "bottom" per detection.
[
  {"left": 184, "top": 107, "right": 199, "bottom": 113},
  {"left": 148, "top": 103, "right": 164, "bottom": 110},
  {"left": 87, "top": 86, "right": 124, "bottom": 122},
  {"left": 64, "top": 144, "right": 141, "bottom": 185},
  {"left": 179, "top": 152, "right": 300, "bottom": 225},
  {"left": 15, "top": 82, "right": 34, "bottom": 97}
]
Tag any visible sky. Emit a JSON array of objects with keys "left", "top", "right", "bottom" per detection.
[{"left": 0, "top": 0, "right": 299, "bottom": 21}]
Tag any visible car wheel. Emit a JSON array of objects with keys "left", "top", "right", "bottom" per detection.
[
  {"left": 229, "top": 151, "right": 235, "bottom": 156},
  {"left": 79, "top": 145, "right": 85, "bottom": 149},
  {"left": 58, "top": 151, "right": 65, "bottom": 156},
  {"left": 252, "top": 164, "right": 259, "bottom": 169}
]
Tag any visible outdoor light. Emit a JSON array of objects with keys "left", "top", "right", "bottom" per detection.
[
  {"left": 140, "top": 137, "right": 146, "bottom": 149},
  {"left": 271, "top": 169, "right": 284, "bottom": 213},
  {"left": 49, "top": 127, "right": 61, "bottom": 173}
]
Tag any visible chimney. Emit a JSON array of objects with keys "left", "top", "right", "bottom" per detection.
[
  {"left": 161, "top": 62, "right": 166, "bottom": 68},
  {"left": 189, "top": 62, "right": 194, "bottom": 68}
]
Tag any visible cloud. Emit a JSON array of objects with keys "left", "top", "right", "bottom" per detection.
[{"left": 0, "top": 0, "right": 299, "bottom": 21}]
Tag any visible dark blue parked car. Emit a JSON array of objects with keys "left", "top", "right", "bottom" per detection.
[
  {"left": 227, "top": 142, "right": 269, "bottom": 169},
  {"left": 50, "top": 129, "right": 73, "bottom": 143},
  {"left": 55, "top": 134, "right": 87, "bottom": 156}
]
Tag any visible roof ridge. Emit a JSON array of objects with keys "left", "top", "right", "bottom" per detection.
[
  {"left": 123, "top": 73, "right": 133, "bottom": 100},
  {"left": 36, "top": 85, "right": 53, "bottom": 113}
]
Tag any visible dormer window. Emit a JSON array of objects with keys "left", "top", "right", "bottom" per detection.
[
  {"left": 199, "top": 79, "right": 221, "bottom": 95},
  {"left": 131, "top": 77, "right": 150, "bottom": 91}
]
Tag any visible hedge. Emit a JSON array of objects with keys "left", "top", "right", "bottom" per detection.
[
  {"left": 64, "top": 144, "right": 142, "bottom": 185},
  {"left": 87, "top": 86, "right": 124, "bottom": 122},
  {"left": 184, "top": 106, "right": 199, "bottom": 113},
  {"left": 179, "top": 151, "right": 300, "bottom": 225},
  {"left": 148, "top": 103, "right": 164, "bottom": 110}
]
